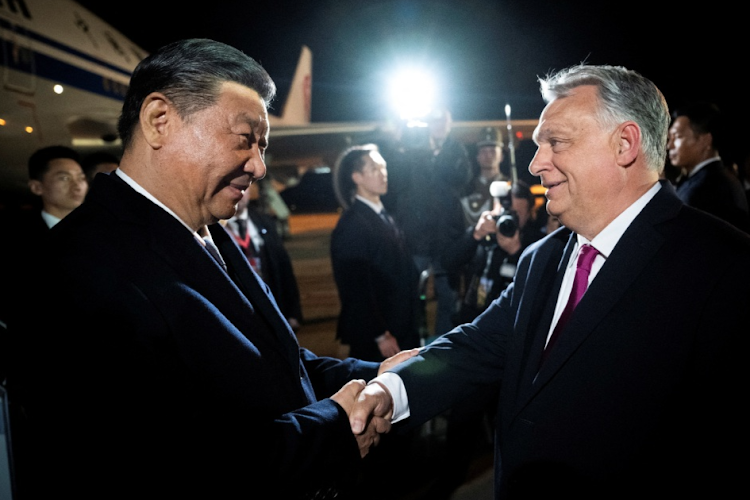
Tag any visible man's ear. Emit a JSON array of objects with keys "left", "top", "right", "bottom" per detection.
[
  {"left": 615, "top": 121, "right": 640, "bottom": 167},
  {"left": 698, "top": 131, "right": 714, "bottom": 152},
  {"left": 139, "top": 92, "right": 171, "bottom": 150},
  {"left": 28, "top": 179, "right": 43, "bottom": 196},
  {"left": 351, "top": 171, "right": 363, "bottom": 185}
]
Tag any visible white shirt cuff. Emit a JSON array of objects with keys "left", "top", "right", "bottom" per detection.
[{"left": 370, "top": 372, "right": 410, "bottom": 423}]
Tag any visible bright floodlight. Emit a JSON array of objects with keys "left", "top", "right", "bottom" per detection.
[{"left": 388, "top": 68, "right": 436, "bottom": 122}]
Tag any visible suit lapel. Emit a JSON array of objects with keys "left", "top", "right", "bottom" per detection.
[
  {"left": 515, "top": 232, "right": 576, "bottom": 390},
  {"left": 95, "top": 175, "right": 301, "bottom": 372},
  {"left": 211, "top": 223, "right": 283, "bottom": 326},
  {"left": 526, "top": 185, "right": 679, "bottom": 395},
  {"left": 501, "top": 230, "right": 574, "bottom": 403},
  {"left": 209, "top": 224, "right": 301, "bottom": 367},
  {"left": 352, "top": 199, "right": 403, "bottom": 246},
  {"left": 146, "top": 217, "right": 262, "bottom": 333}
]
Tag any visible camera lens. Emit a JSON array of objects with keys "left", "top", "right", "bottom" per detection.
[{"left": 496, "top": 213, "right": 518, "bottom": 237}]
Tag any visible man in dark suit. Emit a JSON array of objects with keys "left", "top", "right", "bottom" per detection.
[
  {"left": 351, "top": 64, "right": 749, "bottom": 499},
  {"left": 668, "top": 101, "right": 749, "bottom": 232},
  {"left": 330, "top": 144, "right": 421, "bottom": 362},
  {"left": 6, "top": 39, "right": 417, "bottom": 500},
  {"left": 330, "top": 143, "right": 423, "bottom": 500},
  {"left": 1, "top": 145, "right": 87, "bottom": 377},
  {"left": 8, "top": 145, "right": 88, "bottom": 254}
]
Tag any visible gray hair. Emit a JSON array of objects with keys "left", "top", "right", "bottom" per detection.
[{"left": 539, "top": 64, "right": 670, "bottom": 174}]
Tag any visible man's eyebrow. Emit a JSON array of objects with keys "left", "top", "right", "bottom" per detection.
[
  {"left": 243, "top": 112, "right": 269, "bottom": 132},
  {"left": 535, "top": 121, "right": 573, "bottom": 140}
]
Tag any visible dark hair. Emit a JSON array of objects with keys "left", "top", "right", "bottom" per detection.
[
  {"left": 117, "top": 38, "right": 277, "bottom": 149},
  {"left": 333, "top": 144, "right": 380, "bottom": 209},
  {"left": 671, "top": 101, "right": 725, "bottom": 154},
  {"left": 28, "top": 145, "right": 81, "bottom": 181},
  {"left": 81, "top": 151, "right": 120, "bottom": 177}
]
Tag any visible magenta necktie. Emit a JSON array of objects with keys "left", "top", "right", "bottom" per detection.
[{"left": 540, "top": 244, "right": 599, "bottom": 366}]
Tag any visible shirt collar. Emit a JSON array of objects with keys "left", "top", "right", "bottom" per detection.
[
  {"left": 688, "top": 156, "right": 721, "bottom": 178},
  {"left": 355, "top": 195, "right": 384, "bottom": 214},
  {"left": 114, "top": 169, "right": 202, "bottom": 241},
  {"left": 40, "top": 210, "right": 61, "bottom": 228},
  {"left": 570, "top": 181, "right": 661, "bottom": 266},
  {"left": 115, "top": 169, "right": 193, "bottom": 229}
]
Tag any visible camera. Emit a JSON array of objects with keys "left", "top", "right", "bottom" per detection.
[
  {"left": 493, "top": 211, "right": 519, "bottom": 237},
  {"left": 489, "top": 180, "right": 518, "bottom": 237}
]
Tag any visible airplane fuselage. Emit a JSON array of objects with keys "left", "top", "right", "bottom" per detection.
[{"left": 0, "top": 0, "right": 145, "bottom": 199}]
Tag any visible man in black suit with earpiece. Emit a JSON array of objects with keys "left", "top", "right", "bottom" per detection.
[
  {"left": 668, "top": 101, "right": 749, "bottom": 233},
  {"left": 331, "top": 144, "right": 421, "bottom": 362}
]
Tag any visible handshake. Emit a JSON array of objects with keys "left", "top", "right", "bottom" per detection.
[{"left": 330, "top": 348, "right": 420, "bottom": 458}]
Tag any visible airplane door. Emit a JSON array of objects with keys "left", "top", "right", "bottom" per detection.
[{"left": 0, "top": 20, "right": 36, "bottom": 95}]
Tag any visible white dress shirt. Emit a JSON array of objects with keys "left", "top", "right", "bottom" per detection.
[
  {"left": 41, "top": 210, "right": 62, "bottom": 228},
  {"left": 379, "top": 182, "right": 662, "bottom": 423},
  {"left": 354, "top": 194, "right": 384, "bottom": 215}
]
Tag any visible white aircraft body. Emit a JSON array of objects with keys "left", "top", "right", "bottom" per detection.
[{"left": 0, "top": 0, "right": 146, "bottom": 200}]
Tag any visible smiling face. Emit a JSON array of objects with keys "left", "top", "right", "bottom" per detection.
[
  {"left": 159, "top": 82, "right": 269, "bottom": 228},
  {"left": 529, "top": 85, "right": 625, "bottom": 238}
]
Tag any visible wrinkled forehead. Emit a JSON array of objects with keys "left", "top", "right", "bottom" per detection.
[
  {"left": 220, "top": 82, "right": 269, "bottom": 125},
  {"left": 533, "top": 89, "right": 596, "bottom": 142}
]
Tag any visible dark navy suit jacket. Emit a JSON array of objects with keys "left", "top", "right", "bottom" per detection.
[
  {"left": 1, "top": 207, "right": 50, "bottom": 378},
  {"left": 331, "top": 199, "right": 421, "bottom": 361},
  {"left": 676, "top": 159, "right": 750, "bottom": 232},
  {"left": 7, "top": 172, "right": 379, "bottom": 499},
  {"left": 391, "top": 183, "right": 750, "bottom": 498}
]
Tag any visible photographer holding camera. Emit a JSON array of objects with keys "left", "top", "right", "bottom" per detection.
[{"left": 445, "top": 180, "right": 545, "bottom": 324}]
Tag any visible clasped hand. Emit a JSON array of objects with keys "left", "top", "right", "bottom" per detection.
[{"left": 330, "top": 348, "right": 418, "bottom": 458}]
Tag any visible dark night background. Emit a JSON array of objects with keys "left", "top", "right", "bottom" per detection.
[{"left": 77, "top": 0, "right": 745, "bottom": 161}]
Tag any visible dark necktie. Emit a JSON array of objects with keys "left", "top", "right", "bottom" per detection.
[
  {"left": 379, "top": 208, "right": 398, "bottom": 236},
  {"left": 203, "top": 237, "right": 227, "bottom": 272},
  {"left": 540, "top": 244, "right": 599, "bottom": 366},
  {"left": 379, "top": 208, "right": 393, "bottom": 225},
  {"left": 236, "top": 218, "right": 248, "bottom": 239}
]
